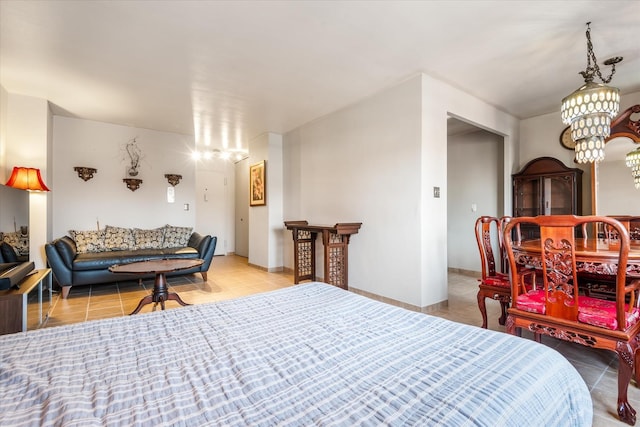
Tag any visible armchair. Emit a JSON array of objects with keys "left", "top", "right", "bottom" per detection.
[{"left": 504, "top": 215, "right": 640, "bottom": 425}]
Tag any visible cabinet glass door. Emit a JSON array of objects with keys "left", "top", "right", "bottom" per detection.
[
  {"left": 514, "top": 177, "right": 541, "bottom": 217},
  {"left": 545, "top": 175, "right": 574, "bottom": 215}
]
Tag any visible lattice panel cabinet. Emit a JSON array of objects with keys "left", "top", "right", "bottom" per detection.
[{"left": 285, "top": 221, "right": 362, "bottom": 289}]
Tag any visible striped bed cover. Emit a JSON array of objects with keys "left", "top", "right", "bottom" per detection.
[{"left": 0, "top": 282, "right": 592, "bottom": 426}]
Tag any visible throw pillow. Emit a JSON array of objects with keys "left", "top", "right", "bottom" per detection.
[
  {"left": 2, "top": 231, "right": 29, "bottom": 256},
  {"left": 162, "top": 225, "right": 193, "bottom": 248},
  {"left": 133, "top": 228, "right": 165, "bottom": 250},
  {"left": 69, "top": 229, "right": 106, "bottom": 254},
  {"left": 104, "top": 225, "right": 135, "bottom": 251}
]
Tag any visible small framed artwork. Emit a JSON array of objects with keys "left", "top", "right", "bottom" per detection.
[{"left": 249, "top": 160, "right": 266, "bottom": 206}]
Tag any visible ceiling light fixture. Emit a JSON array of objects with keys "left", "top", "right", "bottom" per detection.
[
  {"left": 626, "top": 147, "right": 640, "bottom": 189},
  {"left": 560, "top": 22, "right": 623, "bottom": 164},
  {"left": 192, "top": 148, "right": 249, "bottom": 163}
]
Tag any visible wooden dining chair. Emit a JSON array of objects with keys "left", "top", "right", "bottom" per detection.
[
  {"left": 475, "top": 216, "right": 510, "bottom": 328},
  {"left": 475, "top": 216, "right": 535, "bottom": 328},
  {"left": 503, "top": 215, "right": 640, "bottom": 426}
]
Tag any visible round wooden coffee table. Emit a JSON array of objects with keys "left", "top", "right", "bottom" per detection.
[{"left": 109, "top": 258, "right": 204, "bottom": 315}]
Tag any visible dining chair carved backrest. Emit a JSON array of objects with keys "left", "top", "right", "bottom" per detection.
[
  {"left": 475, "top": 216, "right": 510, "bottom": 328},
  {"left": 605, "top": 216, "right": 640, "bottom": 241},
  {"left": 498, "top": 216, "right": 522, "bottom": 274},
  {"left": 475, "top": 216, "right": 536, "bottom": 329},
  {"left": 503, "top": 215, "right": 640, "bottom": 426}
]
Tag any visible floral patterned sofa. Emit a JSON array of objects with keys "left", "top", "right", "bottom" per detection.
[{"left": 45, "top": 225, "right": 216, "bottom": 298}]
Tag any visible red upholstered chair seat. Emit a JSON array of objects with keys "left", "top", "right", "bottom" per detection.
[
  {"left": 515, "top": 291, "right": 640, "bottom": 331},
  {"left": 481, "top": 272, "right": 510, "bottom": 288},
  {"left": 578, "top": 297, "right": 640, "bottom": 330},
  {"left": 514, "top": 290, "right": 546, "bottom": 314}
]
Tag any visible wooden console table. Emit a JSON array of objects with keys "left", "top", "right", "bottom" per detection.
[
  {"left": 0, "top": 268, "right": 52, "bottom": 335},
  {"left": 285, "top": 221, "right": 362, "bottom": 289}
]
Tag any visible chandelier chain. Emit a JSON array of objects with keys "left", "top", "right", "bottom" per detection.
[{"left": 581, "top": 22, "right": 618, "bottom": 84}]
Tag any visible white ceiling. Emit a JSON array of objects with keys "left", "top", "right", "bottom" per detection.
[{"left": 1, "top": 1, "right": 639, "bottom": 151}]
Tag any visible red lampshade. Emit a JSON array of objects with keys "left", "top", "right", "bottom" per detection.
[{"left": 5, "top": 167, "right": 50, "bottom": 192}]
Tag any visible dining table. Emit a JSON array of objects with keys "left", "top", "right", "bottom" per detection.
[{"left": 511, "top": 238, "right": 640, "bottom": 279}]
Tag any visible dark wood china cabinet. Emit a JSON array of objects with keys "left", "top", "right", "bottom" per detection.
[{"left": 512, "top": 157, "right": 583, "bottom": 239}]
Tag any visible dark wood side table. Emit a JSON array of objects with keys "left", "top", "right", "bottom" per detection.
[
  {"left": 284, "top": 221, "right": 361, "bottom": 289},
  {"left": 109, "top": 258, "right": 204, "bottom": 315}
]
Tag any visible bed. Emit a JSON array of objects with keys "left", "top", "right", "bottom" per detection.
[{"left": 0, "top": 282, "right": 592, "bottom": 426}]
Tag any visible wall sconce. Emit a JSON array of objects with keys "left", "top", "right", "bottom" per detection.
[
  {"left": 123, "top": 178, "right": 143, "bottom": 191},
  {"left": 164, "top": 174, "right": 182, "bottom": 186},
  {"left": 5, "top": 167, "right": 50, "bottom": 191},
  {"left": 74, "top": 167, "right": 97, "bottom": 181}
]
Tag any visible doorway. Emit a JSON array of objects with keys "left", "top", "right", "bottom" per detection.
[
  {"left": 446, "top": 117, "right": 505, "bottom": 275},
  {"left": 234, "top": 158, "right": 249, "bottom": 257}
]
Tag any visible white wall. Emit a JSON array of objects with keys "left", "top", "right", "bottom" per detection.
[
  {"left": 4, "top": 92, "right": 51, "bottom": 267},
  {"left": 248, "top": 132, "right": 284, "bottom": 271},
  {"left": 419, "top": 74, "right": 519, "bottom": 307},
  {"left": 283, "top": 76, "right": 423, "bottom": 305},
  {"left": 0, "top": 86, "right": 8, "bottom": 182},
  {"left": 597, "top": 158, "right": 640, "bottom": 216},
  {"left": 447, "top": 129, "right": 503, "bottom": 272},
  {"left": 52, "top": 116, "right": 197, "bottom": 236},
  {"left": 283, "top": 73, "right": 519, "bottom": 308},
  {"left": 0, "top": 185, "right": 28, "bottom": 233}
]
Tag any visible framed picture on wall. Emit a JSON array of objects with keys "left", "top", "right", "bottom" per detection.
[{"left": 249, "top": 160, "right": 266, "bottom": 206}]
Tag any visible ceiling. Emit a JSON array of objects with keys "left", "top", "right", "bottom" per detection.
[{"left": 1, "top": 1, "right": 639, "bottom": 151}]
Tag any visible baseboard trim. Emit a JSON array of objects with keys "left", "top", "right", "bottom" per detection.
[
  {"left": 349, "top": 287, "right": 448, "bottom": 314},
  {"left": 448, "top": 267, "right": 479, "bottom": 278},
  {"left": 247, "top": 263, "right": 284, "bottom": 273}
]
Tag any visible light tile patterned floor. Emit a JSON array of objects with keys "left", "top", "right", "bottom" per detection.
[{"left": 45, "top": 255, "right": 635, "bottom": 426}]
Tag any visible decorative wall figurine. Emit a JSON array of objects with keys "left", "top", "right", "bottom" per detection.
[
  {"left": 164, "top": 174, "right": 182, "bottom": 186},
  {"left": 122, "top": 137, "right": 143, "bottom": 177},
  {"left": 74, "top": 167, "right": 97, "bottom": 181}
]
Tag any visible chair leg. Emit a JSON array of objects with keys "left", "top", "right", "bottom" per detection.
[
  {"left": 616, "top": 343, "right": 637, "bottom": 426},
  {"left": 635, "top": 345, "right": 640, "bottom": 385},
  {"left": 498, "top": 301, "right": 509, "bottom": 326},
  {"left": 476, "top": 290, "right": 488, "bottom": 329}
]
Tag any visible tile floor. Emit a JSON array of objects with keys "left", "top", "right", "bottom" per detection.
[{"left": 44, "top": 255, "right": 636, "bottom": 426}]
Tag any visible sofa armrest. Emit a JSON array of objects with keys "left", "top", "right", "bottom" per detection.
[
  {"left": 55, "top": 236, "right": 77, "bottom": 268},
  {"left": 45, "top": 237, "right": 76, "bottom": 287},
  {"left": 188, "top": 232, "right": 205, "bottom": 251},
  {"left": 0, "top": 242, "right": 19, "bottom": 263},
  {"left": 188, "top": 232, "right": 217, "bottom": 272}
]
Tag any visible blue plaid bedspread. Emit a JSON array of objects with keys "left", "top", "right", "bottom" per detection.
[{"left": 0, "top": 282, "right": 592, "bottom": 426}]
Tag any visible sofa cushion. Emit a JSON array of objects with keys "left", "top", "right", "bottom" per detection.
[
  {"left": 73, "top": 247, "right": 199, "bottom": 271},
  {"left": 133, "top": 228, "right": 165, "bottom": 250},
  {"left": 2, "top": 231, "right": 29, "bottom": 257},
  {"left": 162, "top": 225, "right": 193, "bottom": 248},
  {"left": 69, "top": 229, "right": 106, "bottom": 254},
  {"left": 104, "top": 225, "right": 135, "bottom": 251}
]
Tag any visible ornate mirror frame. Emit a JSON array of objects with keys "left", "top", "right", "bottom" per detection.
[{"left": 591, "top": 104, "right": 640, "bottom": 215}]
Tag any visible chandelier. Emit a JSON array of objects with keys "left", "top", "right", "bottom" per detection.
[
  {"left": 560, "top": 22, "right": 623, "bottom": 164},
  {"left": 626, "top": 147, "right": 640, "bottom": 189}
]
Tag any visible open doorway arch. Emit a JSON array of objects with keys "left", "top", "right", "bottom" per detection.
[{"left": 446, "top": 116, "right": 505, "bottom": 276}]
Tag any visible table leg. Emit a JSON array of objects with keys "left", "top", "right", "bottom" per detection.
[
  {"left": 129, "top": 272, "right": 190, "bottom": 315},
  {"left": 130, "top": 294, "right": 154, "bottom": 315}
]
